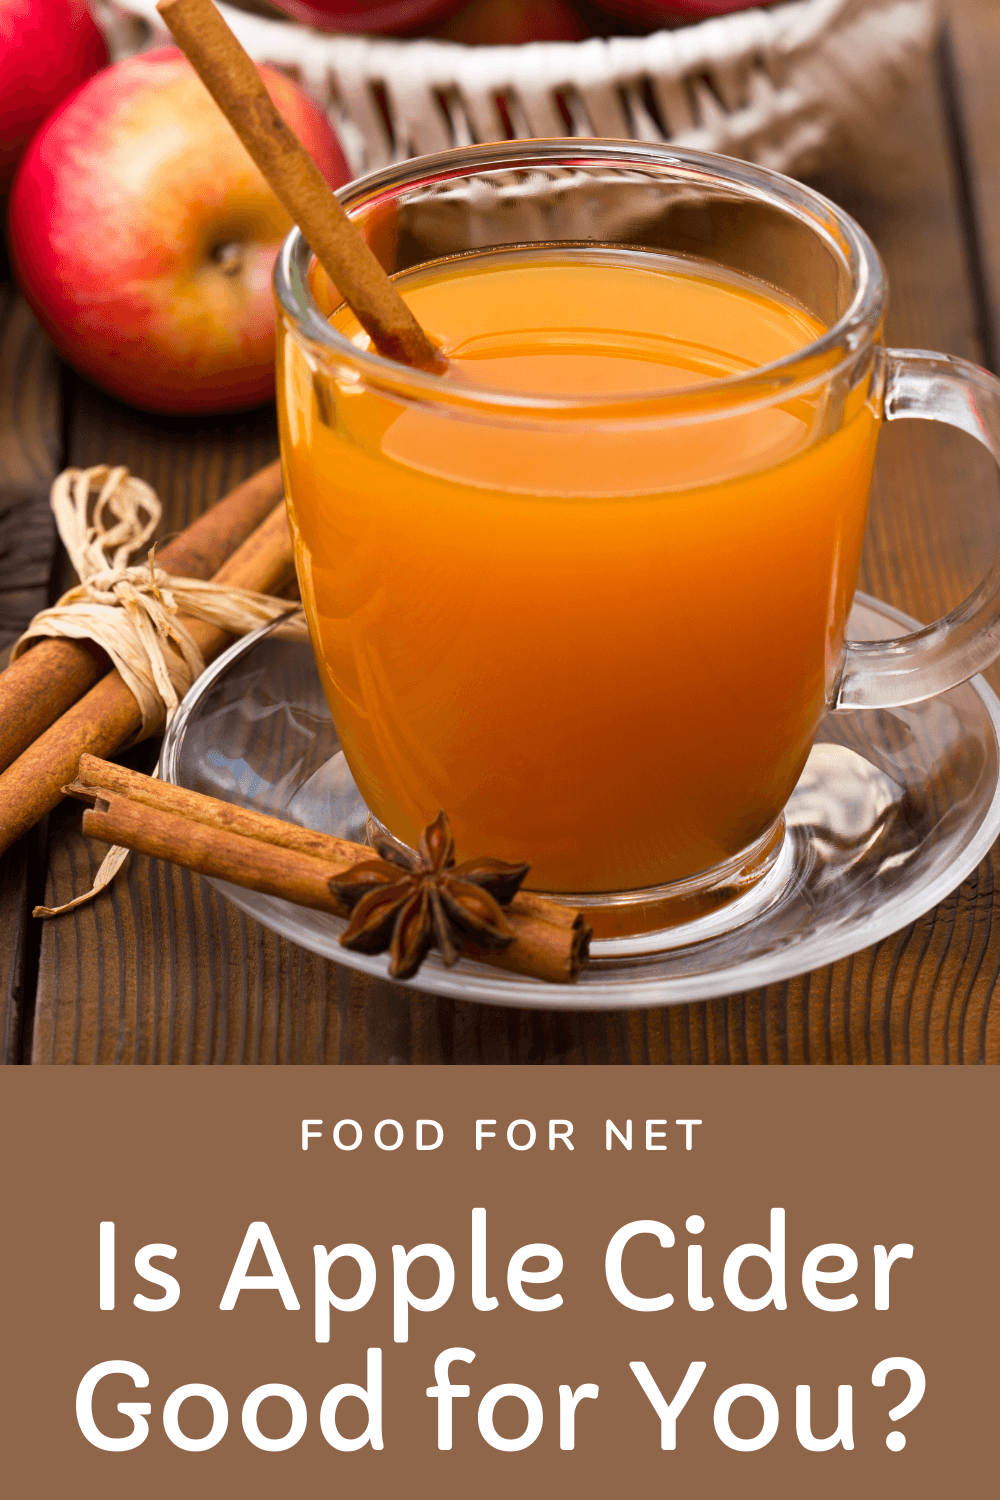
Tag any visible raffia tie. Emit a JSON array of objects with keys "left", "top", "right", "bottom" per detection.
[
  {"left": 16, "top": 465, "right": 306, "bottom": 919},
  {"left": 12, "top": 464, "right": 305, "bottom": 736}
]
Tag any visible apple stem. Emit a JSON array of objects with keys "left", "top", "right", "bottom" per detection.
[{"left": 156, "top": 0, "right": 446, "bottom": 375}]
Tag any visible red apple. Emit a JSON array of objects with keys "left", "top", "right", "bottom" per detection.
[
  {"left": 0, "top": 0, "right": 107, "bottom": 194},
  {"left": 266, "top": 0, "right": 460, "bottom": 33},
  {"left": 8, "top": 48, "right": 350, "bottom": 414},
  {"left": 591, "top": 0, "right": 764, "bottom": 23},
  {"left": 430, "top": 0, "right": 587, "bottom": 44}
]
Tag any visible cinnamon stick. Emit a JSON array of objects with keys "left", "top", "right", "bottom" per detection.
[
  {"left": 70, "top": 753, "right": 577, "bottom": 933},
  {"left": 157, "top": 0, "right": 445, "bottom": 374},
  {"left": 0, "top": 500, "right": 296, "bottom": 860},
  {"left": 73, "top": 752, "right": 365, "bottom": 868},
  {"left": 0, "top": 458, "right": 284, "bottom": 776},
  {"left": 74, "top": 769, "right": 590, "bottom": 985}
]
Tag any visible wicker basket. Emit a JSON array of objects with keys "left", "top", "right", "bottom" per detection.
[{"left": 95, "top": 0, "right": 937, "bottom": 179}]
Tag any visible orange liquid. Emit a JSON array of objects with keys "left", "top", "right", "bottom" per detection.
[{"left": 277, "top": 249, "right": 878, "bottom": 892}]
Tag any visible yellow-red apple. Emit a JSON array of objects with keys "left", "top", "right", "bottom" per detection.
[{"left": 7, "top": 48, "right": 350, "bottom": 413}]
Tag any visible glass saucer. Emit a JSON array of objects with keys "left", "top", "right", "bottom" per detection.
[{"left": 159, "top": 594, "right": 1000, "bottom": 1011}]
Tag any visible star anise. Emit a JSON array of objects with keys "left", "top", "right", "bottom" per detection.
[{"left": 329, "top": 811, "right": 530, "bottom": 980}]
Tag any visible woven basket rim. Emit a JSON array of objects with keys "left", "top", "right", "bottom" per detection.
[
  {"left": 96, "top": 0, "right": 939, "bottom": 180},
  {"left": 107, "top": 0, "right": 890, "bottom": 61}
]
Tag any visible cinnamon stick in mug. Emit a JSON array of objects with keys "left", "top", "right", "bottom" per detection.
[
  {"left": 0, "top": 458, "right": 284, "bottom": 776},
  {"left": 157, "top": 0, "right": 444, "bottom": 373}
]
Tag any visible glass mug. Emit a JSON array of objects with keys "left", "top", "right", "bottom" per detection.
[{"left": 274, "top": 141, "right": 1000, "bottom": 937}]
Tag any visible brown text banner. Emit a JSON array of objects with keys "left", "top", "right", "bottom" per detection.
[{"left": 0, "top": 1068, "right": 994, "bottom": 1499}]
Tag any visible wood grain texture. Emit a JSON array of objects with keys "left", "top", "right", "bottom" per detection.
[
  {"left": 0, "top": 288, "right": 60, "bottom": 655},
  {"left": 0, "top": 831, "right": 31, "bottom": 1065},
  {"left": 0, "top": 287, "right": 61, "bottom": 1063},
  {"left": 945, "top": 0, "right": 999, "bottom": 375},
  {"left": 22, "top": 6, "right": 1000, "bottom": 1063},
  {"left": 51, "top": 373, "right": 282, "bottom": 596}
]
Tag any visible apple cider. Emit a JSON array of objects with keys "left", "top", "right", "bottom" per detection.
[{"left": 277, "top": 248, "right": 878, "bottom": 893}]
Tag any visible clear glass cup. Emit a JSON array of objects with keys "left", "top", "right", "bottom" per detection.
[{"left": 274, "top": 141, "right": 1000, "bottom": 937}]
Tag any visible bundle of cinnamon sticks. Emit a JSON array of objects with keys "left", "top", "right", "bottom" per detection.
[{"left": 0, "top": 461, "right": 290, "bottom": 859}]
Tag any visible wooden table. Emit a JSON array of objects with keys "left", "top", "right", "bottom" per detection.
[{"left": 2, "top": 1, "right": 998, "bottom": 1065}]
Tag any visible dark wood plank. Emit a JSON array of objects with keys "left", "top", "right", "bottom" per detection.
[
  {"left": 27, "top": 17, "right": 1000, "bottom": 1063},
  {"left": 0, "top": 289, "right": 60, "bottom": 656},
  {"left": 0, "top": 287, "right": 62, "bottom": 1062},
  {"left": 0, "top": 831, "right": 31, "bottom": 1064},
  {"left": 944, "top": 0, "right": 999, "bottom": 375},
  {"left": 49, "top": 374, "right": 284, "bottom": 596}
]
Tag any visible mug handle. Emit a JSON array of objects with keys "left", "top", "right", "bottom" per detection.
[{"left": 834, "top": 348, "right": 1000, "bottom": 711}]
